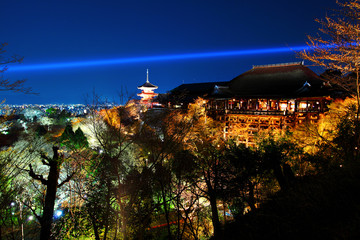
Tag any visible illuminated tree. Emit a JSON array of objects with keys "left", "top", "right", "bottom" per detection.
[
  {"left": 81, "top": 154, "right": 118, "bottom": 240},
  {"left": 131, "top": 101, "right": 214, "bottom": 239},
  {"left": 149, "top": 111, "right": 199, "bottom": 240},
  {"left": 2, "top": 121, "right": 88, "bottom": 239},
  {"left": 171, "top": 150, "right": 210, "bottom": 239},
  {"left": 294, "top": 97, "right": 360, "bottom": 167},
  {"left": 28, "top": 146, "right": 75, "bottom": 240},
  {"left": 171, "top": 98, "right": 229, "bottom": 239},
  {"left": 0, "top": 130, "right": 44, "bottom": 239},
  {"left": 0, "top": 149, "right": 25, "bottom": 239},
  {"left": 299, "top": 0, "right": 360, "bottom": 113},
  {"left": 0, "top": 43, "right": 36, "bottom": 237},
  {"left": 299, "top": 0, "right": 360, "bottom": 162},
  {"left": 76, "top": 96, "right": 143, "bottom": 239}
]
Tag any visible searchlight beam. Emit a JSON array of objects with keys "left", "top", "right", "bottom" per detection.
[{"left": 8, "top": 45, "right": 310, "bottom": 72}]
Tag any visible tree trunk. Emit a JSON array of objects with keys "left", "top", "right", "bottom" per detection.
[
  {"left": 103, "top": 180, "right": 111, "bottom": 240},
  {"left": 90, "top": 212, "right": 100, "bottom": 240},
  {"left": 208, "top": 192, "right": 221, "bottom": 239},
  {"left": 113, "top": 215, "right": 118, "bottom": 240},
  {"left": 273, "top": 164, "right": 287, "bottom": 190},
  {"left": 119, "top": 200, "right": 127, "bottom": 240},
  {"left": 355, "top": 70, "right": 360, "bottom": 161},
  {"left": 247, "top": 181, "right": 256, "bottom": 211},
  {"left": 356, "top": 70, "right": 360, "bottom": 122},
  {"left": 223, "top": 200, "right": 226, "bottom": 223},
  {"left": 160, "top": 181, "right": 172, "bottom": 240},
  {"left": 283, "top": 163, "right": 295, "bottom": 184},
  {"left": 39, "top": 149, "right": 60, "bottom": 240}
]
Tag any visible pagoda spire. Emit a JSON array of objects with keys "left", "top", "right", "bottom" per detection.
[{"left": 146, "top": 69, "right": 149, "bottom": 83}]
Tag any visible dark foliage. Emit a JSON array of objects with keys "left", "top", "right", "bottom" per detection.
[
  {"left": 59, "top": 125, "right": 89, "bottom": 150},
  {"left": 36, "top": 125, "right": 47, "bottom": 137},
  {"left": 222, "top": 162, "right": 360, "bottom": 240}
]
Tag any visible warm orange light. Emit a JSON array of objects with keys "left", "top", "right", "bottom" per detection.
[
  {"left": 300, "top": 102, "right": 308, "bottom": 109},
  {"left": 280, "top": 103, "right": 287, "bottom": 111}
]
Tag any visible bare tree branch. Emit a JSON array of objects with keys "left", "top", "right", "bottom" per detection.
[
  {"left": 28, "top": 164, "right": 48, "bottom": 186},
  {"left": 58, "top": 172, "right": 75, "bottom": 188},
  {"left": 0, "top": 42, "right": 37, "bottom": 94}
]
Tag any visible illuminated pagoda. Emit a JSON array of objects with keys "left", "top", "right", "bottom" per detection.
[{"left": 137, "top": 69, "right": 158, "bottom": 106}]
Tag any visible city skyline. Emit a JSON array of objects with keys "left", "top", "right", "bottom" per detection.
[{"left": 1, "top": 0, "right": 338, "bottom": 104}]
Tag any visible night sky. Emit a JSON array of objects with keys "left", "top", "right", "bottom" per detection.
[{"left": 1, "top": 0, "right": 338, "bottom": 104}]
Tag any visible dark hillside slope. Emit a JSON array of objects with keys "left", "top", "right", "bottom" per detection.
[{"left": 222, "top": 163, "right": 360, "bottom": 240}]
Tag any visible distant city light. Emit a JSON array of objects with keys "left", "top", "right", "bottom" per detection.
[{"left": 8, "top": 45, "right": 310, "bottom": 72}]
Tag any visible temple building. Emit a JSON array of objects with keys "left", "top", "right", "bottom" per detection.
[
  {"left": 170, "top": 62, "right": 344, "bottom": 146},
  {"left": 137, "top": 69, "right": 159, "bottom": 107}
]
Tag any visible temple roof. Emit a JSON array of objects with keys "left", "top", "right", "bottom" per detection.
[
  {"left": 168, "top": 62, "right": 344, "bottom": 105},
  {"left": 228, "top": 62, "right": 328, "bottom": 98},
  {"left": 170, "top": 81, "right": 229, "bottom": 103},
  {"left": 171, "top": 81, "right": 228, "bottom": 95}
]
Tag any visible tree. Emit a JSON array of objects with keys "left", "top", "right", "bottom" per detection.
[
  {"left": 294, "top": 97, "right": 360, "bottom": 167},
  {"left": 299, "top": 0, "right": 360, "bottom": 112},
  {"left": 76, "top": 96, "right": 142, "bottom": 239},
  {"left": 172, "top": 98, "right": 230, "bottom": 239},
  {"left": 28, "top": 146, "right": 75, "bottom": 240},
  {"left": 299, "top": 0, "right": 360, "bottom": 161},
  {"left": 138, "top": 109, "right": 198, "bottom": 240},
  {"left": 0, "top": 43, "right": 33, "bottom": 94},
  {"left": 0, "top": 149, "right": 25, "bottom": 239},
  {"left": 59, "top": 125, "right": 89, "bottom": 150},
  {"left": 299, "top": 0, "right": 360, "bottom": 160},
  {"left": 256, "top": 131, "right": 297, "bottom": 190},
  {"left": 225, "top": 143, "right": 262, "bottom": 212},
  {"left": 0, "top": 130, "right": 42, "bottom": 239}
]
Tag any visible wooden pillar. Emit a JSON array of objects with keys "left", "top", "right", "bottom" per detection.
[{"left": 306, "top": 100, "right": 309, "bottom": 112}]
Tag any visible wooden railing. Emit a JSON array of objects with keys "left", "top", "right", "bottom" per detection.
[{"left": 207, "top": 108, "right": 322, "bottom": 116}]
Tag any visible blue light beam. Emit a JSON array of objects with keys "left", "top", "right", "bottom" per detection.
[{"left": 8, "top": 45, "right": 310, "bottom": 72}]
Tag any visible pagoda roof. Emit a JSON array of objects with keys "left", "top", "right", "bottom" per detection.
[
  {"left": 228, "top": 62, "right": 329, "bottom": 98},
  {"left": 138, "top": 81, "right": 158, "bottom": 89}
]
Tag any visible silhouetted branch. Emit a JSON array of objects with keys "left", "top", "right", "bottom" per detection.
[
  {"left": 22, "top": 200, "right": 41, "bottom": 222},
  {"left": 58, "top": 172, "right": 75, "bottom": 188},
  {"left": 0, "top": 42, "right": 37, "bottom": 94},
  {"left": 28, "top": 164, "right": 48, "bottom": 186}
]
